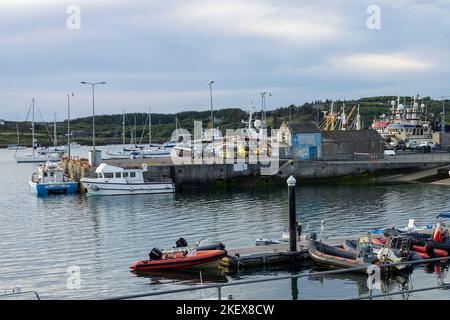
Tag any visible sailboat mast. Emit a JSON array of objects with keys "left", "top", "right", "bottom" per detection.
[
  {"left": 148, "top": 106, "right": 151, "bottom": 148},
  {"left": 54, "top": 112, "right": 57, "bottom": 147},
  {"left": 16, "top": 114, "right": 19, "bottom": 145},
  {"left": 32, "top": 98, "right": 35, "bottom": 155},
  {"left": 122, "top": 111, "right": 125, "bottom": 148},
  {"left": 134, "top": 115, "right": 136, "bottom": 145}
]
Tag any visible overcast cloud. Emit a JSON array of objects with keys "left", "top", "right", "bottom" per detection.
[{"left": 0, "top": 0, "right": 449, "bottom": 120}]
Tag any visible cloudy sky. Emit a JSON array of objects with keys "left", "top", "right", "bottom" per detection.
[{"left": 0, "top": 0, "right": 449, "bottom": 120}]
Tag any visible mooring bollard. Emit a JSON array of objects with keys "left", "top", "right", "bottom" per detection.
[{"left": 287, "top": 175, "right": 297, "bottom": 252}]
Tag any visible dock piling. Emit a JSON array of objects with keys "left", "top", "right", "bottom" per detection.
[{"left": 287, "top": 175, "right": 297, "bottom": 252}]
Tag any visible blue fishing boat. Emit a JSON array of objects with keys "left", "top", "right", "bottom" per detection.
[{"left": 29, "top": 161, "right": 78, "bottom": 195}]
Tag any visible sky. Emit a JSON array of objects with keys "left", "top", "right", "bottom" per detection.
[{"left": 0, "top": 0, "right": 449, "bottom": 120}]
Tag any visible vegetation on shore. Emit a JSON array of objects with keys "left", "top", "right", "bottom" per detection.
[{"left": 0, "top": 96, "right": 446, "bottom": 148}]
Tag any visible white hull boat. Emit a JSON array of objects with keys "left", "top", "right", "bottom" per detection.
[
  {"left": 16, "top": 152, "right": 62, "bottom": 163},
  {"left": 81, "top": 163, "right": 175, "bottom": 196}
]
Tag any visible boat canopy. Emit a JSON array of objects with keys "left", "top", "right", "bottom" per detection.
[{"left": 95, "top": 163, "right": 124, "bottom": 174}]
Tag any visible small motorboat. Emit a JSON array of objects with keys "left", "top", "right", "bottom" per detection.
[
  {"left": 29, "top": 161, "right": 78, "bottom": 195},
  {"left": 344, "top": 238, "right": 426, "bottom": 260},
  {"left": 385, "top": 221, "right": 450, "bottom": 253},
  {"left": 307, "top": 238, "right": 378, "bottom": 273},
  {"left": 130, "top": 249, "right": 228, "bottom": 271},
  {"left": 371, "top": 238, "right": 447, "bottom": 258}
]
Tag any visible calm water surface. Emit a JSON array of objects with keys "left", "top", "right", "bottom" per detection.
[{"left": 1, "top": 147, "right": 450, "bottom": 300}]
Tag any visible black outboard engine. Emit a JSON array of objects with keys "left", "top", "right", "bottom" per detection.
[
  {"left": 307, "top": 233, "right": 317, "bottom": 241},
  {"left": 176, "top": 237, "right": 188, "bottom": 248},
  {"left": 149, "top": 247, "right": 163, "bottom": 260}
]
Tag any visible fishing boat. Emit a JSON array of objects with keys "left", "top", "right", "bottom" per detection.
[
  {"left": 130, "top": 249, "right": 228, "bottom": 271},
  {"left": 80, "top": 163, "right": 175, "bottom": 196},
  {"left": 371, "top": 95, "right": 436, "bottom": 148},
  {"left": 29, "top": 161, "right": 78, "bottom": 195}
]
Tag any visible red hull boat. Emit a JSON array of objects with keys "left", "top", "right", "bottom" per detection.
[{"left": 130, "top": 249, "right": 228, "bottom": 271}]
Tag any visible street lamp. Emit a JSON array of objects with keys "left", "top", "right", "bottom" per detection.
[
  {"left": 208, "top": 81, "right": 215, "bottom": 130},
  {"left": 260, "top": 92, "right": 266, "bottom": 124},
  {"left": 81, "top": 81, "right": 106, "bottom": 152},
  {"left": 260, "top": 92, "right": 272, "bottom": 128},
  {"left": 442, "top": 95, "right": 450, "bottom": 150},
  {"left": 67, "top": 92, "right": 74, "bottom": 158}
]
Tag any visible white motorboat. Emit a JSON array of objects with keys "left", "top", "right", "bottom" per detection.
[{"left": 80, "top": 163, "right": 175, "bottom": 196}]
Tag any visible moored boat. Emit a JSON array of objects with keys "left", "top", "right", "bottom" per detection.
[
  {"left": 80, "top": 163, "right": 175, "bottom": 196},
  {"left": 29, "top": 161, "right": 78, "bottom": 195},
  {"left": 307, "top": 238, "right": 378, "bottom": 273},
  {"left": 130, "top": 249, "right": 228, "bottom": 271}
]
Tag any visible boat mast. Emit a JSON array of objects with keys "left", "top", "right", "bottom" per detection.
[
  {"left": 148, "top": 106, "right": 151, "bottom": 148},
  {"left": 54, "top": 112, "right": 57, "bottom": 147},
  {"left": 122, "top": 111, "right": 125, "bottom": 149},
  {"left": 16, "top": 114, "right": 20, "bottom": 145},
  {"left": 134, "top": 115, "right": 137, "bottom": 145},
  {"left": 32, "top": 98, "right": 35, "bottom": 155}
]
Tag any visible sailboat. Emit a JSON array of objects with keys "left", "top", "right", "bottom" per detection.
[
  {"left": 106, "top": 111, "right": 140, "bottom": 159},
  {"left": 139, "top": 107, "right": 171, "bottom": 158},
  {"left": 15, "top": 99, "right": 63, "bottom": 163},
  {"left": 7, "top": 115, "right": 26, "bottom": 150}
]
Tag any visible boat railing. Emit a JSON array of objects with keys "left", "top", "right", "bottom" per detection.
[{"left": 104, "top": 255, "right": 450, "bottom": 300}]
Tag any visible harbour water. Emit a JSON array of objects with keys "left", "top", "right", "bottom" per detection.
[{"left": 1, "top": 147, "right": 450, "bottom": 300}]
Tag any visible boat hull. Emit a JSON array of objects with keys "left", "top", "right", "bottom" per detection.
[
  {"left": 16, "top": 155, "right": 61, "bottom": 163},
  {"left": 130, "top": 250, "right": 228, "bottom": 271},
  {"left": 307, "top": 240, "right": 375, "bottom": 273},
  {"left": 29, "top": 180, "right": 78, "bottom": 195},
  {"left": 81, "top": 180, "right": 175, "bottom": 196}
]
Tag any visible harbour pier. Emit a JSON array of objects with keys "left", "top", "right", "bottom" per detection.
[{"left": 60, "top": 152, "right": 450, "bottom": 190}]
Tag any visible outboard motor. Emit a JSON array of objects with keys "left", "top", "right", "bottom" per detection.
[
  {"left": 307, "top": 233, "right": 317, "bottom": 241},
  {"left": 149, "top": 247, "right": 163, "bottom": 260},
  {"left": 176, "top": 237, "right": 188, "bottom": 248}
]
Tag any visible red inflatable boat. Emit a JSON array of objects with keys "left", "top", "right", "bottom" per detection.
[
  {"left": 130, "top": 249, "right": 228, "bottom": 271},
  {"left": 372, "top": 238, "right": 448, "bottom": 258}
]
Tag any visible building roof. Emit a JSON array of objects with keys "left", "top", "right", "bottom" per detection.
[
  {"left": 322, "top": 130, "right": 382, "bottom": 142},
  {"left": 285, "top": 121, "right": 321, "bottom": 133}
]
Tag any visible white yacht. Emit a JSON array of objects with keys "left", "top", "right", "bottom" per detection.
[{"left": 80, "top": 163, "right": 175, "bottom": 196}]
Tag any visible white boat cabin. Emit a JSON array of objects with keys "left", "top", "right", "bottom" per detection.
[
  {"left": 32, "top": 161, "right": 65, "bottom": 183},
  {"left": 94, "top": 163, "right": 148, "bottom": 183}
]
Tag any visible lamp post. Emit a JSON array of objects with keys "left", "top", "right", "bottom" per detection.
[
  {"left": 81, "top": 81, "right": 106, "bottom": 152},
  {"left": 208, "top": 80, "right": 215, "bottom": 156},
  {"left": 67, "top": 92, "right": 74, "bottom": 159},
  {"left": 260, "top": 92, "right": 266, "bottom": 124}
]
